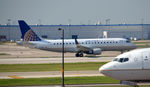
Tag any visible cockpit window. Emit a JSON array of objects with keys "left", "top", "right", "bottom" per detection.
[
  {"left": 119, "top": 58, "right": 124, "bottom": 62},
  {"left": 113, "top": 58, "right": 118, "bottom": 61},
  {"left": 124, "top": 58, "right": 129, "bottom": 62},
  {"left": 126, "top": 39, "right": 131, "bottom": 43},
  {"left": 113, "top": 58, "right": 129, "bottom": 63}
]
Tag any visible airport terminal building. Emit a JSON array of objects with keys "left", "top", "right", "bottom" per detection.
[{"left": 0, "top": 24, "right": 150, "bottom": 41}]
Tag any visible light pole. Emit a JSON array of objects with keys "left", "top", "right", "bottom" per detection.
[
  {"left": 58, "top": 28, "right": 65, "bottom": 87},
  {"left": 141, "top": 18, "right": 144, "bottom": 40},
  {"left": 7, "top": 19, "right": 11, "bottom": 41}
]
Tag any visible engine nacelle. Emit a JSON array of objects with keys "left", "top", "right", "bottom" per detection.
[{"left": 85, "top": 48, "right": 102, "bottom": 55}]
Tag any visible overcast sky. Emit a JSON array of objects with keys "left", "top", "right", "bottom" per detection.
[{"left": 0, "top": 0, "right": 150, "bottom": 25}]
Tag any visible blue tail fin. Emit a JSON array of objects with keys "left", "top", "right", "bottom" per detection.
[{"left": 18, "top": 20, "right": 41, "bottom": 41}]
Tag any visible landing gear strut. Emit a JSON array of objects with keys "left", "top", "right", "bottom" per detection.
[{"left": 75, "top": 52, "right": 84, "bottom": 57}]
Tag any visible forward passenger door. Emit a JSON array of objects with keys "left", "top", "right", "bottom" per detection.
[{"left": 142, "top": 52, "right": 150, "bottom": 69}]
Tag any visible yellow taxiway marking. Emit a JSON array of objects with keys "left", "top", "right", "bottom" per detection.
[{"left": 9, "top": 75, "right": 22, "bottom": 79}]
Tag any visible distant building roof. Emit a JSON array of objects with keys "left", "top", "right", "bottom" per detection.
[{"left": 0, "top": 24, "right": 150, "bottom": 27}]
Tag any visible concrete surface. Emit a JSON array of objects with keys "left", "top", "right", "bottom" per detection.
[
  {"left": 0, "top": 57, "right": 114, "bottom": 64},
  {"left": 0, "top": 70, "right": 103, "bottom": 79}
]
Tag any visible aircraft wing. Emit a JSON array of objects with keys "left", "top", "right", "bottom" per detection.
[{"left": 75, "top": 39, "right": 91, "bottom": 51}]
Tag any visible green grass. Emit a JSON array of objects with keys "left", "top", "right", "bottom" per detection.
[
  {"left": 133, "top": 42, "right": 150, "bottom": 44},
  {"left": 94, "top": 85, "right": 130, "bottom": 87},
  {"left": 0, "top": 76, "right": 149, "bottom": 87},
  {"left": 0, "top": 76, "right": 119, "bottom": 86},
  {"left": 137, "top": 45, "right": 150, "bottom": 48},
  {"left": 132, "top": 41, "right": 150, "bottom": 48},
  {"left": 0, "top": 53, "right": 10, "bottom": 55},
  {"left": 93, "top": 85, "right": 150, "bottom": 87},
  {"left": 0, "top": 62, "right": 106, "bottom": 72},
  {"left": 0, "top": 42, "right": 4, "bottom": 45}
]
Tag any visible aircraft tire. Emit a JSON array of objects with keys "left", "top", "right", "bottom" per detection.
[
  {"left": 79, "top": 53, "right": 83, "bottom": 57},
  {"left": 75, "top": 53, "right": 80, "bottom": 57},
  {"left": 76, "top": 53, "right": 83, "bottom": 57}
]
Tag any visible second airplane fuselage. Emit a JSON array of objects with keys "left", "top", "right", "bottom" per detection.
[{"left": 27, "top": 38, "right": 136, "bottom": 52}]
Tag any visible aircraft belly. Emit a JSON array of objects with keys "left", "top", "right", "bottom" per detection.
[
  {"left": 41, "top": 47, "right": 77, "bottom": 52},
  {"left": 109, "top": 69, "right": 150, "bottom": 81},
  {"left": 100, "top": 45, "right": 134, "bottom": 51},
  {"left": 99, "top": 46, "right": 124, "bottom": 51}
]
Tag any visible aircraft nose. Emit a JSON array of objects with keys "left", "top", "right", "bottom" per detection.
[
  {"left": 131, "top": 43, "right": 137, "bottom": 48},
  {"left": 99, "top": 64, "right": 109, "bottom": 75},
  {"left": 99, "top": 66, "right": 105, "bottom": 74},
  {"left": 133, "top": 44, "right": 137, "bottom": 48},
  {"left": 128, "top": 43, "right": 137, "bottom": 50},
  {"left": 99, "top": 62, "right": 114, "bottom": 77},
  {"left": 131, "top": 44, "right": 137, "bottom": 49}
]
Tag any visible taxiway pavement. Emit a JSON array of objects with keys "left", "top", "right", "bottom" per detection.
[
  {"left": 0, "top": 70, "right": 103, "bottom": 79},
  {"left": 0, "top": 57, "right": 114, "bottom": 64},
  {"left": 12, "top": 84, "right": 123, "bottom": 87}
]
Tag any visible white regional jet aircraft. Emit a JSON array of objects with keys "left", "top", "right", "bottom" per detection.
[
  {"left": 99, "top": 48, "right": 150, "bottom": 87},
  {"left": 18, "top": 20, "right": 136, "bottom": 57}
]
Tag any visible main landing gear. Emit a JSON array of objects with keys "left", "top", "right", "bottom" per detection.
[{"left": 75, "top": 52, "right": 84, "bottom": 57}]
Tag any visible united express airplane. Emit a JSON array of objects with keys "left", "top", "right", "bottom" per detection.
[{"left": 18, "top": 20, "right": 136, "bottom": 57}]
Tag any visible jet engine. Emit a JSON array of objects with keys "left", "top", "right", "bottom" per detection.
[{"left": 85, "top": 48, "right": 102, "bottom": 55}]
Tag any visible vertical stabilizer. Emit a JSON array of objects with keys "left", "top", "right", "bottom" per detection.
[{"left": 18, "top": 20, "right": 41, "bottom": 41}]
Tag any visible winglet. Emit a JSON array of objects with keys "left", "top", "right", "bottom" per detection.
[{"left": 18, "top": 20, "right": 42, "bottom": 41}]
